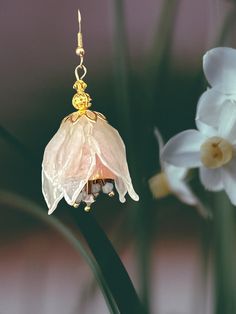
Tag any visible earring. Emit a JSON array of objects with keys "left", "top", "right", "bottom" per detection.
[{"left": 42, "top": 10, "right": 139, "bottom": 214}]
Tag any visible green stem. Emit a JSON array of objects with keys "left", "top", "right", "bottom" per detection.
[
  {"left": 149, "top": 0, "right": 180, "bottom": 78},
  {"left": 112, "top": 0, "right": 131, "bottom": 138},
  {"left": 0, "top": 190, "right": 119, "bottom": 314},
  {"left": 72, "top": 209, "right": 145, "bottom": 314},
  {"left": 213, "top": 192, "right": 236, "bottom": 314},
  {"left": 111, "top": 2, "right": 153, "bottom": 312},
  {"left": 215, "top": 7, "right": 236, "bottom": 46}
]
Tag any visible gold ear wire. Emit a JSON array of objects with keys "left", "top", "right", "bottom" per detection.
[
  {"left": 76, "top": 9, "right": 85, "bottom": 57},
  {"left": 75, "top": 9, "right": 87, "bottom": 80}
]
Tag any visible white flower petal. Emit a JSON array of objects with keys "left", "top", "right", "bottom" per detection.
[
  {"left": 199, "top": 167, "right": 223, "bottom": 191},
  {"left": 92, "top": 117, "right": 139, "bottom": 202},
  {"left": 154, "top": 127, "right": 166, "bottom": 169},
  {"left": 195, "top": 89, "right": 227, "bottom": 134},
  {"left": 162, "top": 130, "right": 205, "bottom": 168},
  {"left": 203, "top": 47, "right": 236, "bottom": 93},
  {"left": 166, "top": 171, "right": 210, "bottom": 218},
  {"left": 154, "top": 127, "right": 164, "bottom": 154},
  {"left": 164, "top": 163, "right": 188, "bottom": 180},
  {"left": 218, "top": 102, "right": 236, "bottom": 143},
  {"left": 221, "top": 158, "right": 236, "bottom": 205},
  {"left": 170, "top": 181, "right": 197, "bottom": 205}
]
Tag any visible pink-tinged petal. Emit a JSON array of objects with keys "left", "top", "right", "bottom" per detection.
[
  {"left": 199, "top": 167, "right": 223, "bottom": 191},
  {"left": 42, "top": 116, "right": 96, "bottom": 213},
  {"left": 162, "top": 130, "right": 205, "bottom": 168},
  {"left": 221, "top": 158, "right": 236, "bottom": 205},
  {"left": 195, "top": 89, "right": 227, "bottom": 135},
  {"left": 91, "top": 117, "right": 139, "bottom": 202},
  {"left": 203, "top": 47, "right": 236, "bottom": 93}
]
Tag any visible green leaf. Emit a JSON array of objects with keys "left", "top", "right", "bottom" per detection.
[
  {"left": 0, "top": 190, "right": 119, "bottom": 314},
  {"left": 72, "top": 209, "right": 146, "bottom": 314}
]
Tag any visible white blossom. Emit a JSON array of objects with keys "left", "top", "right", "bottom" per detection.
[
  {"left": 162, "top": 103, "right": 236, "bottom": 206},
  {"left": 196, "top": 47, "right": 236, "bottom": 131},
  {"left": 149, "top": 129, "right": 207, "bottom": 215},
  {"left": 42, "top": 112, "right": 139, "bottom": 214}
]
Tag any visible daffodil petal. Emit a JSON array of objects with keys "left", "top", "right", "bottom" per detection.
[
  {"left": 164, "top": 163, "right": 188, "bottom": 180},
  {"left": 199, "top": 167, "right": 223, "bottom": 191},
  {"left": 154, "top": 127, "right": 166, "bottom": 170},
  {"left": 221, "top": 159, "right": 236, "bottom": 205},
  {"left": 203, "top": 47, "right": 236, "bottom": 93},
  {"left": 154, "top": 127, "right": 164, "bottom": 154},
  {"left": 195, "top": 89, "right": 227, "bottom": 134},
  {"left": 171, "top": 180, "right": 197, "bottom": 205},
  {"left": 218, "top": 102, "right": 236, "bottom": 143},
  {"left": 162, "top": 130, "right": 205, "bottom": 168}
]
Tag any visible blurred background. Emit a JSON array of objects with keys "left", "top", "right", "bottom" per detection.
[{"left": 1, "top": 0, "right": 236, "bottom": 313}]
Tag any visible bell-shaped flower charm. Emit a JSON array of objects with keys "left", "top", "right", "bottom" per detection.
[{"left": 42, "top": 80, "right": 139, "bottom": 214}]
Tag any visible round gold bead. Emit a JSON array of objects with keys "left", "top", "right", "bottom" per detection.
[{"left": 84, "top": 205, "right": 91, "bottom": 212}]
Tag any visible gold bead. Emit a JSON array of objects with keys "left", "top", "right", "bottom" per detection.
[
  {"left": 76, "top": 47, "right": 85, "bottom": 56},
  {"left": 84, "top": 205, "right": 91, "bottom": 212},
  {"left": 108, "top": 191, "right": 115, "bottom": 197},
  {"left": 73, "top": 80, "right": 87, "bottom": 91}
]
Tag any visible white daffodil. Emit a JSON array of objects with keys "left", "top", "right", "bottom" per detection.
[
  {"left": 162, "top": 103, "right": 236, "bottom": 206},
  {"left": 196, "top": 47, "right": 236, "bottom": 131},
  {"left": 42, "top": 111, "right": 139, "bottom": 215},
  {"left": 149, "top": 128, "right": 207, "bottom": 213}
]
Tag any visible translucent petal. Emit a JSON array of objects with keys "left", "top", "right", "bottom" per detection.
[
  {"left": 42, "top": 116, "right": 96, "bottom": 213},
  {"left": 221, "top": 158, "right": 236, "bottom": 205},
  {"left": 91, "top": 117, "right": 139, "bottom": 202},
  {"left": 203, "top": 47, "right": 236, "bottom": 93},
  {"left": 162, "top": 130, "right": 205, "bottom": 168},
  {"left": 42, "top": 171, "right": 64, "bottom": 214},
  {"left": 199, "top": 166, "right": 223, "bottom": 191}
]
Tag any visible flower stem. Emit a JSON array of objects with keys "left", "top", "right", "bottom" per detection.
[
  {"left": 213, "top": 192, "right": 236, "bottom": 314},
  {"left": 72, "top": 209, "right": 146, "bottom": 314},
  {"left": 148, "top": 0, "right": 179, "bottom": 78},
  {"left": 0, "top": 190, "right": 119, "bottom": 314},
  {"left": 215, "top": 7, "right": 236, "bottom": 46},
  {"left": 111, "top": 0, "right": 131, "bottom": 140}
]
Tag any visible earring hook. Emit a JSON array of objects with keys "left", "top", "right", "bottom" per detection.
[
  {"left": 78, "top": 9, "right": 82, "bottom": 33},
  {"left": 75, "top": 9, "right": 87, "bottom": 80}
]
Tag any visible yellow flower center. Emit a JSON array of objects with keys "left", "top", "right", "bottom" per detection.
[
  {"left": 149, "top": 172, "right": 171, "bottom": 199},
  {"left": 200, "top": 136, "right": 233, "bottom": 169}
]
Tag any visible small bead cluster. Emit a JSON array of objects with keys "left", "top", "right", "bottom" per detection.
[{"left": 73, "top": 179, "right": 115, "bottom": 211}]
